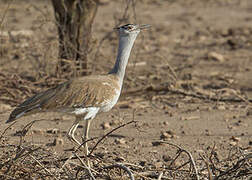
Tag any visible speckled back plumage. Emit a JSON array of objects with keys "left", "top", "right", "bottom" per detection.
[{"left": 8, "top": 74, "right": 120, "bottom": 122}]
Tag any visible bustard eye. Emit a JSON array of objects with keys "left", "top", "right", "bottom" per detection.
[
  {"left": 127, "top": 26, "right": 133, "bottom": 30},
  {"left": 118, "top": 24, "right": 134, "bottom": 31}
]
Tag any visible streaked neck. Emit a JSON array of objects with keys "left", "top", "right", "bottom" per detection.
[{"left": 109, "top": 34, "right": 138, "bottom": 86}]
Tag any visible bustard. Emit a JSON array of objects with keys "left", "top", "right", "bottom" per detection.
[{"left": 7, "top": 24, "right": 150, "bottom": 155}]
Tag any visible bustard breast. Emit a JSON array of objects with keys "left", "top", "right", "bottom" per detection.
[
  {"left": 71, "top": 74, "right": 121, "bottom": 113},
  {"left": 100, "top": 87, "right": 121, "bottom": 112}
]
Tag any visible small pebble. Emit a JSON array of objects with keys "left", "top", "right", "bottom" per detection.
[
  {"left": 46, "top": 128, "right": 60, "bottom": 134},
  {"left": 230, "top": 141, "right": 237, "bottom": 146},
  {"left": 101, "top": 122, "right": 111, "bottom": 129},
  {"left": 114, "top": 156, "right": 125, "bottom": 162},
  {"left": 230, "top": 136, "right": 241, "bottom": 142},
  {"left": 246, "top": 107, "right": 252, "bottom": 116},
  {"left": 217, "top": 105, "right": 226, "bottom": 110},
  {"left": 139, "top": 160, "right": 147, "bottom": 166},
  {"left": 160, "top": 132, "right": 172, "bottom": 140},
  {"left": 162, "top": 155, "right": 172, "bottom": 162},
  {"left": 163, "top": 121, "right": 169, "bottom": 126},
  {"left": 119, "top": 104, "right": 130, "bottom": 109},
  {"left": 32, "top": 129, "right": 44, "bottom": 135},
  {"left": 208, "top": 52, "right": 225, "bottom": 62},
  {"left": 152, "top": 141, "right": 162, "bottom": 146},
  {"left": 53, "top": 138, "right": 64, "bottom": 146},
  {"left": 114, "top": 138, "right": 126, "bottom": 145},
  {"left": 205, "top": 129, "right": 211, "bottom": 136},
  {"left": 160, "top": 130, "right": 176, "bottom": 139}
]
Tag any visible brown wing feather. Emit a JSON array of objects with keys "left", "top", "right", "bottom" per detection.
[
  {"left": 7, "top": 82, "right": 67, "bottom": 123},
  {"left": 7, "top": 75, "right": 119, "bottom": 123}
]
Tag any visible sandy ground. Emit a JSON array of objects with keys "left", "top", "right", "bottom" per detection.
[{"left": 0, "top": 0, "right": 252, "bottom": 179}]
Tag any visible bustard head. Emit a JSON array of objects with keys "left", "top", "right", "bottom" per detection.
[{"left": 115, "top": 24, "right": 150, "bottom": 36}]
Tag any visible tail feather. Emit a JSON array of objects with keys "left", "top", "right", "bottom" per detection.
[
  {"left": 6, "top": 80, "right": 74, "bottom": 123},
  {"left": 6, "top": 90, "right": 52, "bottom": 123},
  {"left": 7, "top": 104, "right": 40, "bottom": 123}
]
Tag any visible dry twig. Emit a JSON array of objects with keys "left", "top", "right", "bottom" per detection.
[
  {"left": 28, "top": 154, "right": 58, "bottom": 180},
  {"left": 199, "top": 153, "right": 213, "bottom": 180},
  {"left": 104, "top": 163, "right": 135, "bottom": 180},
  {"left": 0, "top": 0, "right": 14, "bottom": 29},
  {"left": 156, "top": 140, "right": 200, "bottom": 180},
  {"left": 0, "top": 121, "right": 16, "bottom": 142},
  {"left": 88, "top": 120, "right": 136, "bottom": 156},
  {"left": 216, "top": 152, "right": 252, "bottom": 179},
  {"left": 157, "top": 171, "right": 163, "bottom": 180},
  {"left": 74, "top": 152, "right": 96, "bottom": 180}
]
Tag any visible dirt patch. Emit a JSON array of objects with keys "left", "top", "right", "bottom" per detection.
[{"left": 0, "top": 0, "right": 251, "bottom": 179}]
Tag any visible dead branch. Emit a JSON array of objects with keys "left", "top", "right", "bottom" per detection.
[
  {"left": 0, "top": 146, "right": 41, "bottom": 171},
  {"left": 104, "top": 163, "right": 135, "bottom": 180},
  {"left": 157, "top": 171, "right": 163, "bottom": 180},
  {"left": 74, "top": 152, "right": 96, "bottom": 180},
  {"left": 160, "top": 55, "right": 178, "bottom": 82},
  {"left": 0, "top": 121, "right": 17, "bottom": 142},
  {"left": 216, "top": 88, "right": 252, "bottom": 105},
  {"left": 17, "top": 119, "right": 48, "bottom": 146},
  {"left": 216, "top": 153, "right": 252, "bottom": 179},
  {"left": 199, "top": 153, "right": 213, "bottom": 180},
  {"left": 28, "top": 154, "right": 59, "bottom": 180},
  {"left": 156, "top": 140, "right": 200, "bottom": 180},
  {"left": 61, "top": 136, "right": 98, "bottom": 169},
  {"left": 88, "top": 120, "right": 136, "bottom": 156},
  {"left": 0, "top": 0, "right": 14, "bottom": 29}
]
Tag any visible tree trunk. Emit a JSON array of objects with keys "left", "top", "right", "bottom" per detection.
[{"left": 51, "top": 0, "right": 98, "bottom": 77}]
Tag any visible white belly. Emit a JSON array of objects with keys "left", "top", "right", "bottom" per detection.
[{"left": 73, "top": 107, "right": 100, "bottom": 120}]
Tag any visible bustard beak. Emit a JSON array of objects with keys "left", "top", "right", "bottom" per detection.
[{"left": 138, "top": 24, "right": 151, "bottom": 30}]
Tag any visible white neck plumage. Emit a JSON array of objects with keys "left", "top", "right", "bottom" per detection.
[{"left": 109, "top": 33, "right": 138, "bottom": 86}]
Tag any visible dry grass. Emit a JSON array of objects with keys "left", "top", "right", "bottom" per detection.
[{"left": 0, "top": 122, "right": 251, "bottom": 179}]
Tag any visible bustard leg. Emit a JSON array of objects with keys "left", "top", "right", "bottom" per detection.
[
  {"left": 67, "top": 116, "right": 82, "bottom": 146},
  {"left": 81, "top": 119, "right": 92, "bottom": 168},
  {"left": 81, "top": 108, "right": 99, "bottom": 167},
  {"left": 82, "top": 119, "right": 92, "bottom": 155}
]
